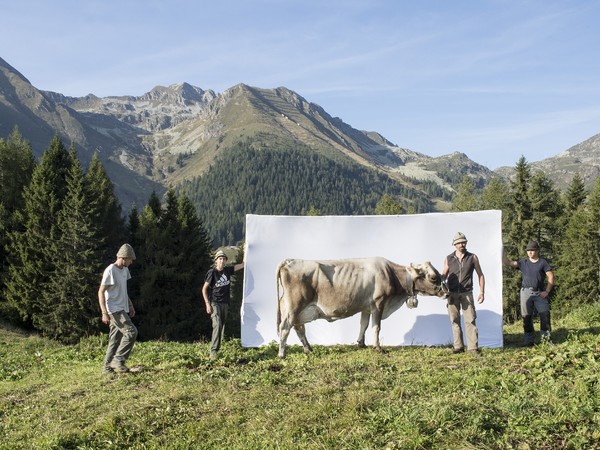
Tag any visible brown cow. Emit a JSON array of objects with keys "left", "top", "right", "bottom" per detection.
[{"left": 276, "top": 257, "right": 448, "bottom": 358}]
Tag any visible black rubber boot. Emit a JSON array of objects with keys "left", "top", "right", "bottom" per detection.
[
  {"left": 539, "top": 311, "right": 551, "bottom": 342},
  {"left": 523, "top": 315, "right": 535, "bottom": 346}
]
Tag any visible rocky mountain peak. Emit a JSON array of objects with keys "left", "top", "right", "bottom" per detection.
[{"left": 1, "top": 56, "right": 598, "bottom": 209}]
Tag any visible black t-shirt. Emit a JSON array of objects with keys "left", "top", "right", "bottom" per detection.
[{"left": 205, "top": 265, "right": 235, "bottom": 304}]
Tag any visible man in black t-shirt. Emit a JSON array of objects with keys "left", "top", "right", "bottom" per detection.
[
  {"left": 202, "top": 249, "right": 244, "bottom": 359},
  {"left": 503, "top": 240, "right": 554, "bottom": 346}
]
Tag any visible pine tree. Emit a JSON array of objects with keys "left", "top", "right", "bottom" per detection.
[
  {"left": 375, "top": 193, "right": 403, "bottom": 215},
  {"left": 553, "top": 177, "right": 599, "bottom": 310},
  {"left": 306, "top": 205, "right": 322, "bottom": 216},
  {"left": 133, "top": 200, "right": 162, "bottom": 339},
  {"left": 480, "top": 176, "right": 508, "bottom": 211},
  {"left": 226, "top": 242, "right": 245, "bottom": 339},
  {"left": 451, "top": 175, "right": 478, "bottom": 212},
  {"left": 5, "top": 136, "right": 71, "bottom": 327},
  {"left": 85, "top": 153, "right": 126, "bottom": 267},
  {"left": 564, "top": 173, "right": 587, "bottom": 213},
  {"left": 528, "top": 171, "right": 562, "bottom": 259},
  {"left": 177, "top": 194, "right": 213, "bottom": 340},
  {"left": 0, "top": 129, "right": 36, "bottom": 322},
  {"left": 503, "top": 157, "right": 533, "bottom": 323},
  {"left": 0, "top": 128, "right": 36, "bottom": 214},
  {"left": 506, "top": 156, "right": 533, "bottom": 250},
  {"left": 133, "top": 189, "right": 213, "bottom": 341},
  {"left": 147, "top": 190, "right": 162, "bottom": 217},
  {"left": 43, "top": 148, "right": 102, "bottom": 342},
  {"left": 553, "top": 206, "right": 597, "bottom": 309}
]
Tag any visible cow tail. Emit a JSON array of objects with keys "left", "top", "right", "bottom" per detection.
[{"left": 276, "top": 260, "right": 285, "bottom": 331}]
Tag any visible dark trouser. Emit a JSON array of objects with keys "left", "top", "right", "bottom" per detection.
[
  {"left": 210, "top": 302, "right": 229, "bottom": 353},
  {"left": 103, "top": 310, "right": 138, "bottom": 368},
  {"left": 520, "top": 288, "right": 551, "bottom": 345}
]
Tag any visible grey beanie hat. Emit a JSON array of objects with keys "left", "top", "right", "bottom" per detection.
[{"left": 117, "top": 243, "right": 136, "bottom": 260}]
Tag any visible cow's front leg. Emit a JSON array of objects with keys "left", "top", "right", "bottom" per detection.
[
  {"left": 371, "top": 305, "right": 383, "bottom": 352},
  {"left": 356, "top": 310, "right": 370, "bottom": 348},
  {"left": 294, "top": 324, "right": 313, "bottom": 354}
]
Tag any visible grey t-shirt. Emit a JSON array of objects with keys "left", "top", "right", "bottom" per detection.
[{"left": 101, "top": 263, "right": 131, "bottom": 313}]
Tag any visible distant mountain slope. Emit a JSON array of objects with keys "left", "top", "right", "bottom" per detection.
[
  {"left": 1, "top": 56, "right": 598, "bottom": 216},
  {"left": 179, "top": 140, "right": 436, "bottom": 244},
  {"left": 0, "top": 57, "right": 164, "bottom": 208},
  {"left": 494, "top": 133, "right": 600, "bottom": 190}
]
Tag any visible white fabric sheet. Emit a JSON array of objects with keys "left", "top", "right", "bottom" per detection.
[{"left": 241, "top": 211, "right": 503, "bottom": 349}]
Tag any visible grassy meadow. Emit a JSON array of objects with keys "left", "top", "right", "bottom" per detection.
[{"left": 1, "top": 304, "right": 599, "bottom": 450}]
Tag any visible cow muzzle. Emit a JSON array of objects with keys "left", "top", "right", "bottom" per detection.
[{"left": 440, "top": 279, "right": 450, "bottom": 297}]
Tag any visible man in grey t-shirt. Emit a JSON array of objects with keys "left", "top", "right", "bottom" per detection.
[{"left": 98, "top": 244, "right": 138, "bottom": 374}]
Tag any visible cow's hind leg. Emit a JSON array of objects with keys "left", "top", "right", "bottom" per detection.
[
  {"left": 294, "top": 324, "right": 313, "bottom": 354},
  {"left": 278, "top": 319, "right": 292, "bottom": 358},
  {"left": 356, "top": 311, "right": 370, "bottom": 348}
]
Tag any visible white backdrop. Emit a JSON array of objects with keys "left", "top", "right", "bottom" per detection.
[{"left": 241, "top": 211, "right": 503, "bottom": 349}]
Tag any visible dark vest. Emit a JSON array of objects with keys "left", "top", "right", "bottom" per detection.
[{"left": 446, "top": 251, "right": 475, "bottom": 293}]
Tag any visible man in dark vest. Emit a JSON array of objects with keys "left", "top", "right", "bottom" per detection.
[{"left": 441, "top": 232, "right": 486, "bottom": 356}]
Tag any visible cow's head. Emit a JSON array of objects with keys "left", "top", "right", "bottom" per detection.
[{"left": 407, "top": 261, "right": 449, "bottom": 298}]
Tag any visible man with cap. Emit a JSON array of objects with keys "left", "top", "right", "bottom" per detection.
[
  {"left": 503, "top": 240, "right": 554, "bottom": 346},
  {"left": 202, "top": 249, "right": 244, "bottom": 359},
  {"left": 98, "top": 243, "right": 138, "bottom": 374},
  {"left": 441, "top": 232, "right": 486, "bottom": 356}
]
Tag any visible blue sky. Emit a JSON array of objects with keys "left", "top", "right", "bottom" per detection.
[{"left": 2, "top": 0, "right": 600, "bottom": 169}]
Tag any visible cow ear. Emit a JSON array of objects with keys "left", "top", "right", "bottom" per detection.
[
  {"left": 423, "top": 262, "right": 438, "bottom": 281},
  {"left": 407, "top": 264, "right": 420, "bottom": 279}
]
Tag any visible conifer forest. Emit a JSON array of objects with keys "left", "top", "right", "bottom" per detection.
[{"left": 1, "top": 129, "right": 599, "bottom": 343}]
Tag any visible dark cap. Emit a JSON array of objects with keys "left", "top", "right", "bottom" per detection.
[{"left": 525, "top": 240, "right": 540, "bottom": 251}]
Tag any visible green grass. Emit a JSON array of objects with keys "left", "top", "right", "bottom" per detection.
[{"left": 1, "top": 306, "right": 599, "bottom": 450}]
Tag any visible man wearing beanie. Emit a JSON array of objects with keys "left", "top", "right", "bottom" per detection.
[
  {"left": 503, "top": 240, "right": 554, "bottom": 346},
  {"left": 98, "top": 243, "right": 138, "bottom": 374},
  {"left": 441, "top": 232, "right": 486, "bottom": 356}
]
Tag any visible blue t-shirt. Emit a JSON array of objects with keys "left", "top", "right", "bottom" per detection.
[{"left": 517, "top": 258, "right": 552, "bottom": 291}]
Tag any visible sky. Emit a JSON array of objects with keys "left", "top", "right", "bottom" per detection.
[{"left": 1, "top": 0, "right": 600, "bottom": 169}]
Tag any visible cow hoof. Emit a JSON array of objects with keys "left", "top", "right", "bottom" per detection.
[
  {"left": 356, "top": 342, "right": 367, "bottom": 348},
  {"left": 303, "top": 346, "right": 313, "bottom": 354}
]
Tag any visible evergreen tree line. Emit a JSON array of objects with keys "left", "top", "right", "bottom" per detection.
[
  {"left": 2, "top": 128, "right": 598, "bottom": 341},
  {"left": 179, "top": 139, "right": 434, "bottom": 246},
  {"left": 450, "top": 159, "right": 600, "bottom": 322},
  {"left": 0, "top": 130, "right": 227, "bottom": 343}
]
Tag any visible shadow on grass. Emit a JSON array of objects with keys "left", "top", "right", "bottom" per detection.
[
  {"left": 503, "top": 324, "right": 600, "bottom": 349},
  {"left": 224, "top": 321, "right": 600, "bottom": 366}
]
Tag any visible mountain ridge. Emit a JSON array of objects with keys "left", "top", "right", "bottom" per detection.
[{"left": 1, "top": 56, "right": 598, "bottom": 210}]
